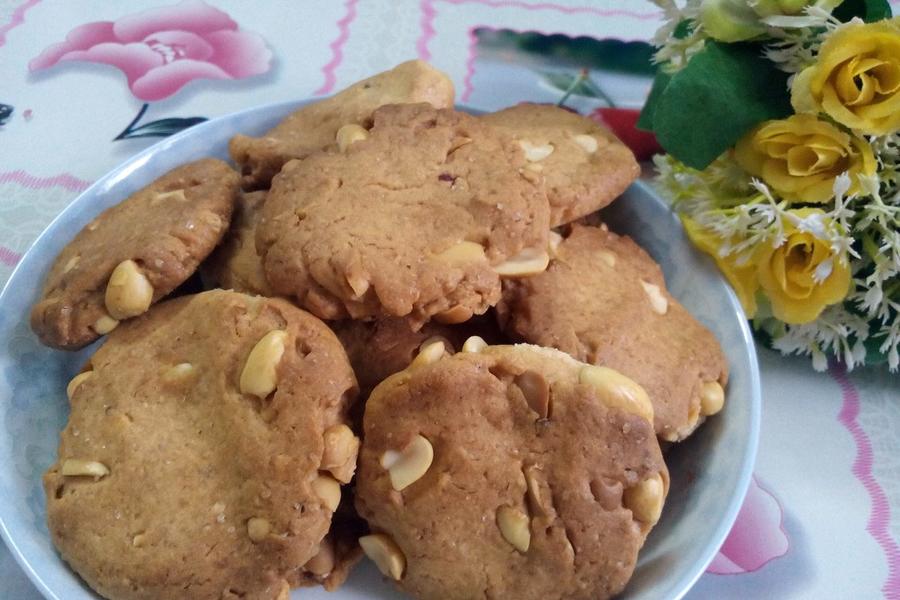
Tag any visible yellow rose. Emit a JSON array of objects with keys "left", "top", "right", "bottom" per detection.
[
  {"left": 756, "top": 209, "right": 851, "bottom": 324},
  {"left": 682, "top": 217, "right": 760, "bottom": 317},
  {"left": 791, "top": 19, "right": 900, "bottom": 136},
  {"left": 734, "top": 114, "right": 876, "bottom": 203}
]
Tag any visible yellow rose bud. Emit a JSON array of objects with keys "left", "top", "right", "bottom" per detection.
[
  {"left": 700, "top": 0, "right": 767, "bottom": 42},
  {"left": 791, "top": 19, "right": 900, "bottom": 135},
  {"left": 682, "top": 217, "right": 760, "bottom": 317},
  {"left": 756, "top": 209, "right": 851, "bottom": 324},
  {"left": 752, "top": 0, "right": 842, "bottom": 17},
  {"left": 752, "top": 0, "right": 807, "bottom": 15},
  {"left": 734, "top": 114, "right": 876, "bottom": 203}
]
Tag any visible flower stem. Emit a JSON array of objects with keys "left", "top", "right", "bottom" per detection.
[
  {"left": 590, "top": 79, "right": 617, "bottom": 109},
  {"left": 113, "top": 103, "right": 149, "bottom": 141},
  {"left": 556, "top": 69, "right": 617, "bottom": 109},
  {"left": 556, "top": 69, "right": 588, "bottom": 108}
]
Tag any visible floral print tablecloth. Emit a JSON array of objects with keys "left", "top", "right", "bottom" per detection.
[{"left": 1, "top": 1, "right": 899, "bottom": 598}]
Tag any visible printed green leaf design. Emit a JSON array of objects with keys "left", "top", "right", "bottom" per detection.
[
  {"left": 833, "top": 0, "right": 892, "bottom": 22},
  {"left": 645, "top": 41, "right": 792, "bottom": 169},
  {"left": 475, "top": 29, "right": 657, "bottom": 76},
  {"left": 0, "top": 103, "right": 12, "bottom": 126},
  {"left": 115, "top": 116, "right": 208, "bottom": 140}
]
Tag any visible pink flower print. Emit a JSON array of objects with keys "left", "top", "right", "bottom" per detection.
[
  {"left": 29, "top": 0, "right": 272, "bottom": 101},
  {"left": 708, "top": 477, "right": 790, "bottom": 574}
]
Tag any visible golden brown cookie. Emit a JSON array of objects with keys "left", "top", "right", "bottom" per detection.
[
  {"left": 230, "top": 60, "right": 455, "bottom": 189},
  {"left": 355, "top": 341, "right": 668, "bottom": 600},
  {"left": 481, "top": 103, "right": 640, "bottom": 227},
  {"left": 202, "top": 190, "right": 273, "bottom": 296},
  {"left": 31, "top": 159, "right": 239, "bottom": 350},
  {"left": 44, "top": 290, "right": 359, "bottom": 600},
  {"left": 257, "top": 103, "right": 551, "bottom": 325},
  {"left": 497, "top": 224, "right": 729, "bottom": 441},
  {"left": 331, "top": 314, "right": 505, "bottom": 397}
]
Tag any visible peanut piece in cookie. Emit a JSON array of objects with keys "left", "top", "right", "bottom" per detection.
[
  {"left": 240, "top": 330, "right": 287, "bottom": 398},
  {"left": 104, "top": 260, "right": 153, "bottom": 320},
  {"left": 359, "top": 534, "right": 406, "bottom": 581},
  {"left": 381, "top": 434, "right": 434, "bottom": 492}
]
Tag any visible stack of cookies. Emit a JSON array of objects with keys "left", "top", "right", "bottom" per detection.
[{"left": 32, "top": 60, "right": 728, "bottom": 600}]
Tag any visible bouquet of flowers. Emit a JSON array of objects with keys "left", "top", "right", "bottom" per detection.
[{"left": 641, "top": 0, "right": 900, "bottom": 371}]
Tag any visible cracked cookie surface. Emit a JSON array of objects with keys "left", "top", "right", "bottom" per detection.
[
  {"left": 497, "top": 224, "right": 729, "bottom": 441},
  {"left": 31, "top": 159, "right": 239, "bottom": 350},
  {"left": 230, "top": 60, "right": 455, "bottom": 189},
  {"left": 44, "top": 290, "right": 358, "bottom": 600},
  {"left": 355, "top": 341, "right": 667, "bottom": 600},
  {"left": 257, "top": 103, "right": 550, "bottom": 325},
  {"left": 481, "top": 103, "right": 640, "bottom": 227}
]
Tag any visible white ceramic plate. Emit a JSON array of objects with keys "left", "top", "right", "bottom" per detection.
[{"left": 0, "top": 100, "right": 761, "bottom": 600}]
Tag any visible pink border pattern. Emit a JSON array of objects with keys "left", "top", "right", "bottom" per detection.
[
  {"left": 0, "top": 0, "right": 39, "bottom": 47},
  {"left": 461, "top": 27, "right": 479, "bottom": 101},
  {"left": 0, "top": 170, "right": 91, "bottom": 193},
  {"left": 418, "top": 0, "right": 438, "bottom": 61},
  {"left": 313, "top": 0, "right": 359, "bottom": 95},
  {"left": 830, "top": 364, "right": 900, "bottom": 599}
]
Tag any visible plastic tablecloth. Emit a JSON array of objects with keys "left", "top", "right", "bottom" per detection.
[{"left": 1, "top": 1, "right": 898, "bottom": 598}]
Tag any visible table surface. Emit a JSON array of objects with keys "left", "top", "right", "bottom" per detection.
[{"left": 1, "top": 1, "right": 899, "bottom": 599}]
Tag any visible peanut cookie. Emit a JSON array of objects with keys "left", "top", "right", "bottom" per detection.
[
  {"left": 332, "top": 314, "right": 505, "bottom": 396},
  {"left": 481, "top": 103, "right": 640, "bottom": 227},
  {"left": 497, "top": 224, "right": 729, "bottom": 441},
  {"left": 31, "top": 159, "right": 240, "bottom": 350},
  {"left": 44, "top": 290, "right": 359, "bottom": 600},
  {"left": 257, "top": 103, "right": 551, "bottom": 325},
  {"left": 202, "top": 190, "right": 273, "bottom": 296},
  {"left": 355, "top": 340, "right": 668, "bottom": 600},
  {"left": 230, "top": 60, "right": 455, "bottom": 189}
]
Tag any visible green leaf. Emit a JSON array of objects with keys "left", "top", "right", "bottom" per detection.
[
  {"left": 861, "top": 333, "right": 891, "bottom": 365},
  {"left": 673, "top": 19, "right": 694, "bottom": 39},
  {"left": 637, "top": 71, "right": 672, "bottom": 131},
  {"left": 650, "top": 41, "right": 792, "bottom": 169},
  {"left": 116, "top": 116, "right": 207, "bottom": 140},
  {"left": 833, "top": 0, "right": 891, "bottom": 22}
]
